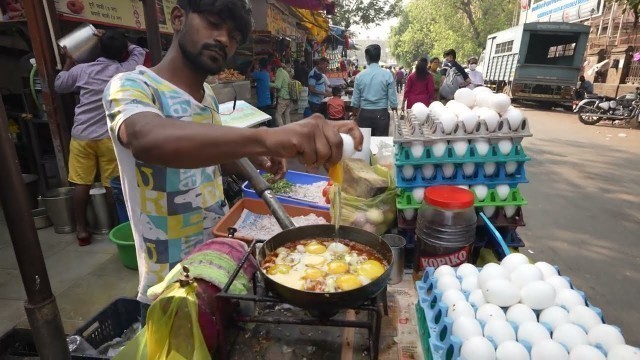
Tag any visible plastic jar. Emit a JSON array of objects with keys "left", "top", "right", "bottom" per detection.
[{"left": 413, "top": 186, "right": 477, "bottom": 279}]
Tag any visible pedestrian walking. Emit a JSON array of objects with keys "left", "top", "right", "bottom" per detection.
[
  {"left": 395, "top": 67, "right": 406, "bottom": 93},
  {"left": 402, "top": 58, "right": 436, "bottom": 110}
]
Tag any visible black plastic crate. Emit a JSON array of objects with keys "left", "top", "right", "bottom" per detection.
[{"left": 73, "top": 298, "right": 140, "bottom": 353}]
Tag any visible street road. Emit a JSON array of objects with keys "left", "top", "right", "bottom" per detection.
[{"left": 517, "top": 107, "right": 640, "bottom": 343}]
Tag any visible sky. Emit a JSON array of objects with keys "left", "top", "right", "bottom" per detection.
[{"left": 351, "top": 18, "right": 398, "bottom": 40}]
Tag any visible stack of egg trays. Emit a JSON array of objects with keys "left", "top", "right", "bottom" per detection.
[
  {"left": 415, "top": 267, "right": 608, "bottom": 360},
  {"left": 394, "top": 110, "right": 532, "bottom": 230}
]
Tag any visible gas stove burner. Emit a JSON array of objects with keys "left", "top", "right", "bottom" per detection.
[{"left": 217, "top": 239, "right": 388, "bottom": 360}]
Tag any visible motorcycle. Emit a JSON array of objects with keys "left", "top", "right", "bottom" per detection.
[{"left": 573, "top": 87, "right": 640, "bottom": 127}]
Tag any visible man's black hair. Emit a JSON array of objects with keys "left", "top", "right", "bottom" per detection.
[
  {"left": 365, "top": 44, "right": 381, "bottom": 63},
  {"left": 258, "top": 57, "right": 268, "bottom": 69},
  {"left": 318, "top": 57, "right": 329, "bottom": 64},
  {"left": 443, "top": 49, "right": 457, "bottom": 60},
  {"left": 177, "top": 0, "right": 253, "bottom": 44},
  {"left": 100, "top": 30, "right": 128, "bottom": 61},
  {"left": 332, "top": 87, "right": 342, "bottom": 96}
]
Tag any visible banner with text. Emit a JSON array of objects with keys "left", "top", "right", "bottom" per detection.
[{"left": 520, "top": 0, "right": 603, "bottom": 24}]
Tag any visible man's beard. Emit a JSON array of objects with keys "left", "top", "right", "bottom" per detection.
[{"left": 178, "top": 36, "right": 226, "bottom": 76}]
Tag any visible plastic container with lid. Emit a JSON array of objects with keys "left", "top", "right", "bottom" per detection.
[{"left": 414, "top": 186, "right": 477, "bottom": 278}]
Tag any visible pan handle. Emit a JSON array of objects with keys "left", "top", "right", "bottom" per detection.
[{"left": 234, "top": 158, "right": 296, "bottom": 231}]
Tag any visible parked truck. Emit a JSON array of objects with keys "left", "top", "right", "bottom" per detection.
[{"left": 478, "top": 22, "right": 590, "bottom": 107}]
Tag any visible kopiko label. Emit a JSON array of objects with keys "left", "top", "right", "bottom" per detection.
[{"left": 419, "top": 246, "right": 470, "bottom": 270}]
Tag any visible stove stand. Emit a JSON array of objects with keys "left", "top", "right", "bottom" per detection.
[{"left": 216, "top": 239, "right": 388, "bottom": 360}]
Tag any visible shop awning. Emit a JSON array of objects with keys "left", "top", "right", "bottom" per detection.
[
  {"left": 288, "top": 7, "right": 329, "bottom": 42},
  {"left": 278, "top": 0, "right": 334, "bottom": 12}
]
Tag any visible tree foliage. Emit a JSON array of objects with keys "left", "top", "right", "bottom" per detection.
[
  {"left": 331, "top": 0, "right": 402, "bottom": 30},
  {"left": 389, "top": 0, "right": 514, "bottom": 66}
]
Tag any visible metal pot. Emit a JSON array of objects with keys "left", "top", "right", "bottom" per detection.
[
  {"left": 31, "top": 208, "right": 52, "bottom": 230},
  {"left": 58, "top": 23, "right": 101, "bottom": 64},
  {"left": 41, "top": 187, "right": 76, "bottom": 234}
]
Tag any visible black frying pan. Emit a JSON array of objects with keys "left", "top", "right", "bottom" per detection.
[{"left": 234, "top": 159, "right": 393, "bottom": 316}]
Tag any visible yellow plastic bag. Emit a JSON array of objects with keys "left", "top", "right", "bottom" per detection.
[
  {"left": 115, "top": 282, "right": 210, "bottom": 360},
  {"left": 330, "top": 165, "right": 396, "bottom": 235}
]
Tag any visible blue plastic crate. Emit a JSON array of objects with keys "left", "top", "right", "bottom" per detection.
[
  {"left": 396, "top": 162, "right": 528, "bottom": 188},
  {"left": 395, "top": 142, "right": 531, "bottom": 165},
  {"left": 242, "top": 170, "right": 329, "bottom": 210}
]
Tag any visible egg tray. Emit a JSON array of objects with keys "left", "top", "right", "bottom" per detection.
[
  {"left": 415, "top": 268, "right": 608, "bottom": 360},
  {"left": 397, "top": 207, "right": 526, "bottom": 232},
  {"left": 395, "top": 111, "right": 532, "bottom": 143},
  {"left": 395, "top": 141, "right": 530, "bottom": 166},
  {"left": 396, "top": 187, "right": 528, "bottom": 210},
  {"left": 395, "top": 162, "right": 528, "bottom": 188}
]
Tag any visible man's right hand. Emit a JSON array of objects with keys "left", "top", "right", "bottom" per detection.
[
  {"left": 263, "top": 115, "right": 363, "bottom": 166},
  {"left": 60, "top": 46, "right": 76, "bottom": 71}
]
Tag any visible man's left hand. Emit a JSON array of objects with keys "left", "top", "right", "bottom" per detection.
[{"left": 251, "top": 156, "right": 287, "bottom": 181}]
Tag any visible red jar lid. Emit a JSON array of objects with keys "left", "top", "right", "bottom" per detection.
[{"left": 424, "top": 186, "right": 475, "bottom": 210}]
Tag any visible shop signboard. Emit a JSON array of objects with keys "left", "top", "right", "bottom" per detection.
[
  {"left": 519, "top": 0, "right": 603, "bottom": 23},
  {"left": 267, "top": 4, "right": 296, "bottom": 37},
  {"left": 54, "top": 0, "right": 177, "bottom": 33}
]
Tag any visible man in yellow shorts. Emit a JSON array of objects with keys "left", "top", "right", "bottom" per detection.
[{"left": 55, "top": 29, "right": 146, "bottom": 245}]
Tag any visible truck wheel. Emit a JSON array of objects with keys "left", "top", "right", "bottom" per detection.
[{"left": 577, "top": 106, "right": 602, "bottom": 125}]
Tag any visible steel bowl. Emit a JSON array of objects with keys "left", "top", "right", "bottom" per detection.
[{"left": 32, "top": 208, "right": 52, "bottom": 230}]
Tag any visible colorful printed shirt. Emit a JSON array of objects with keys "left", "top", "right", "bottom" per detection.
[{"left": 103, "top": 66, "right": 228, "bottom": 304}]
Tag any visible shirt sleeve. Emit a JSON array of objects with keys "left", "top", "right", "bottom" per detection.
[
  {"left": 404, "top": 74, "right": 414, "bottom": 99},
  {"left": 54, "top": 67, "right": 81, "bottom": 93},
  {"left": 351, "top": 76, "right": 361, "bottom": 109},
  {"left": 388, "top": 73, "right": 398, "bottom": 108},
  {"left": 274, "top": 69, "right": 284, "bottom": 90},
  {"left": 427, "top": 75, "right": 436, "bottom": 104},
  {"left": 103, "top": 72, "right": 163, "bottom": 145},
  {"left": 121, "top": 44, "right": 147, "bottom": 71}
]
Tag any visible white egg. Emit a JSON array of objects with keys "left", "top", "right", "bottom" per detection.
[
  {"left": 478, "top": 108, "right": 501, "bottom": 132},
  {"left": 520, "top": 281, "right": 556, "bottom": 310},
  {"left": 504, "top": 106, "right": 524, "bottom": 130},
  {"left": 473, "top": 86, "right": 494, "bottom": 95},
  {"left": 554, "top": 323, "right": 589, "bottom": 351},
  {"left": 451, "top": 103, "right": 472, "bottom": 117},
  {"left": 607, "top": 344, "right": 640, "bottom": 359},
  {"left": 478, "top": 263, "right": 507, "bottom": 289},
  {"left": 496, "top": 184, "right": 511, "bottom": 201},
  {"left": 539, "top": 306, "right": 570, "bottom": 331},
  {"left": 588, "top": 324, "right": 625, "bottom": 352},
  {"left": 483, "top": 206, "right": 496, "bottom": 217},
  {"left": 446, "top": 99, "right": 463, "bottom": 109},
  {"left": 438, "top": 111, "right": 457, "bottom": 134},
  {"left": 462, "top": 276, "right": 479, "bottom": 292},
  {"left": 500, "top": 253, "right": 530, "bottom": 274},
  {"left": 401, "top": 165, "right": 415, "bottom": 180},
  {"left": 510, "top": 264, "right": 543, "bottom": 289},
  {"left": 442, "top": 289, "right": 467, "bottom": 307},
  {"left": 429, "top": 100, "right": 445, "bottom": 112},
  {"left": 472, "top": 185, "right": 489, "bottom": 201},
  {"left": 437, "top": 275, "right": 462, "bottom": 292},
  {"left": 496, "top": 341, "right": 530, "bottom": 360},
  {"left": 461, "top": 336, "right": 496, "bottom": 360},
  {"left": 484, "top": 319, "right": 516, "bottom": 346},
  {"left": 476, "top": 94, "right": 494, "bottom": 108},
  {"left": 476, "top": 303, "right": 507, "bottom": 323},
  {"left": 327, "top": 242, "right": 349, "bottom": 254},
  {"left": 460, "top": 111, "right": 479, "bottom": 133},
  {"left": 457, "top": 185, "right": 470, "bottom": 190},
  {"left": 472, "top": 139, "right": 491, "bottom": 156},
  {"left": 455, "top": 88, "right": 477, "bottom": 108},
  {"left": 546, "top": 275, "right": 572, "bottom": 293},
  {"left": 422, "top": 164, "right": 435, "bottom": 179},
  {"left": 411, "top": 102, "right": 430, "bottom": 122},
  {"left": 569, "top": 345, "right": 606, "bottom": 360},
  {"left": 434, "top": 265, "right": 456, "bottom": 279},
  {"left": 457, "top": 263, "right": 480, "bottom": 278},
  {"left": 442, "top": 163, "right": 456, "bottom": 178},
  {"left": 469, "top": 289, "right": 487, "bottom": 307},
  {"left": 555, "top": 289, "right": 585, "bottom": 310},
  {"left": 412, "top": 187, "right": 425, "bottom": 203},
  {"left": 534, "top": 262, "right": 559, "bottom": 279},
  {"left": 518, "top": 322, "right": 551, "bottom": 346},
  {"left": 432, "top": 140, "right": 448, "bottom": 157},
  {"left": 491, "top": 93, "right": 512, "bottom": 114},
  {"left": 453, "top": 317, "right": 484, "bottom": 341},
  {"left": 569, "top": 306, "right": 603, "bottom": 332},
  {"left": 410, "top": 141, "right": 424, "bottom": 158},
  {"left": 484, "top": 162, "right": 497, "bottom": 177},
  {"left": 452, "top": 139, "right": 470, "bottom": 157},
  {"left": 448, "top": 300, "right": 476, "bottom": 320},
  {"left": 504, "top": 206, "right": 518, "bottom": 218},
  {"left": 531, "top": 340, "right": 569, "bottom": 360},
  {"left": 402, "top": 208, "right": 416, "bottom": 221},
  {"left": 505, "top": 161, "right": 519, "bottom": 175},
  {"left": 463, "top": 162, "right": 476, "bottom": 177},
  {"left": 497, "top": 139, "right": 513, "bottom": 155},
  {"left": 482, "top": 279, "right": 520, "bottom": 307},
  {"left": 506, "top": 304, "right": 537, "bottom": 326}
]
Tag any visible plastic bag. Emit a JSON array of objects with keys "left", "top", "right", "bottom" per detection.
[
  {"left": 114, "top": 282, "right": 210, "bottom": 360},
  {"left": 330, "top": 165, "right": 396, "bottom": 235}
]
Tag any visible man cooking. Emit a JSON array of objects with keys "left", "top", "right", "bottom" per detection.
[{"left": 103, "top": 0, "right": 363, "bottom": 324}]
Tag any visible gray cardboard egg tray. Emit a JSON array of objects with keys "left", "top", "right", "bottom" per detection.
[{"left": 393, "top": 109, "right": 533, "bottom": 145}]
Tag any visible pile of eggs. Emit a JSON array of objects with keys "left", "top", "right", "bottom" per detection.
[{"left": 428, "top": 254, "right": 638, "bottom": 360}]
